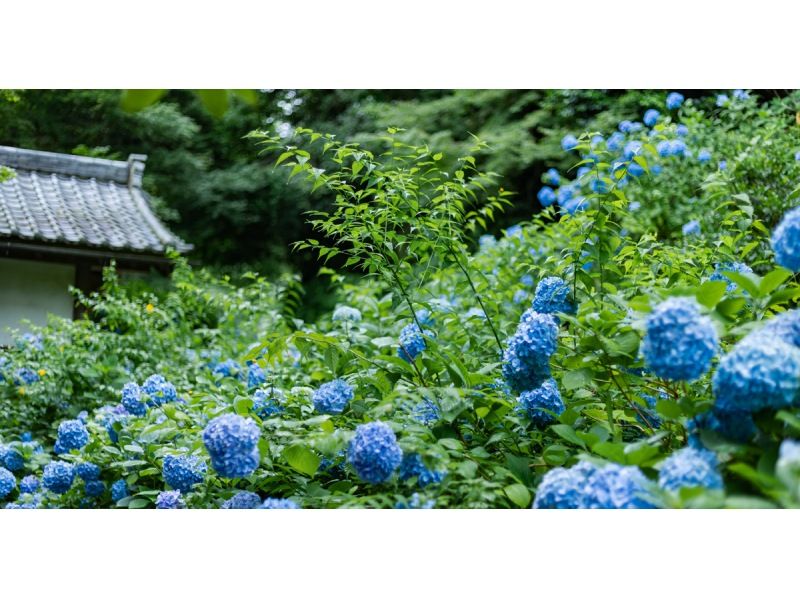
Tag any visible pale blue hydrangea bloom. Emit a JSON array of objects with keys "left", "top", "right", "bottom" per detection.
[
  {"left": 713, "top": 335, "right": 800, "bottom": 412},
  {"left": 332, "top": 306, "right": 362, "bottom": 323},
  {"left": 222, "top": 491, "right": 262, "bottom": 509},
  {"left": 561, "top": 134, "right": 578, "bottom": 151},
  {"left": 56, "top": 419, "right": 89, "bottom": 452},
  {"left": 676, "top": 124, "right": 689, "bottom": 136},
  {"left": 682, "top": 220, "right": 701, "bottom": 236},
  {"left": 532, "top": 277, "right": 575, "bottom": 316},
  {"left": 658, "top": 447, "right": 723, "bottom": 492},
  {"left": 502, "top": 309, "right": 559, "bottom": 393},
  {"left": 19, "top": 474, "right": 39, "bottom": 494},
  {"left": 76, "top": 462, "right": 101, "bottom": 482},
  {"left": 252, "top": 387, "right": 285, "bottom": 418},
  {"left": 517, "top": 378, "right": 564, "bottom": 428},
  {"left": 0, "top": 467, "right": 16, "bottom": 499},
  {"left": 698, "top": 149, "right": 712, "bottom": 163},
  {"left": 533, "top": 461, "right": 656, "bottom": 509},
  {"left": 643, "top": 109, "right": 659, "bottom": 127},
  {"left": 666, "top": 92, "right": 684, "bottom": 110},
  {"left": 203, "top": 414, "right": 261, "bottom": 479},
  {"left": 43, "top": 461, "right": 75, "bottom": 494},
  {"left": 398, "top": 453, "right": 446, "bottom": 488},
  {"left": 708, "top": 262, "right": 753, "bottom": 292},
  {"left": 0, "top": 445, "right": 23, "bottom": 471},
  {"left": 537, "top": 186, "right": 556, "bottom": 207},
  {"left": 544, "top": 168, "right": 560, "bottom": 186},
  {"left": 716, "top": 94, "right": 730, "bottom": 107},
  {"left": 162, "top": 454, "right": 207, "bottom": 493},
  {"left": 771, "top": 206, "right": 800, "bottom": 271},
  {"left": 312, "top": 379, "right": 354, "bottom": 414},
  {"left": 121, "top": 382, "right": 146, "bottom": 416},
  {"left": 642, "top": 297, "right": 718, "bottom": 381},
  {"left": 260, "top": 498, "right": 300, "bottom": 509},
  {"left": 156, "top": 490, "right": 185, "bottom": 509},
  {"left": 111, "top": 479, "right": 129, "bottom": 502},
  {"left": 348, "top": 421, "right": 403, "bottom": 484},
  {"left": 395, "top": 493, "right": 435, "bottom": 509}
]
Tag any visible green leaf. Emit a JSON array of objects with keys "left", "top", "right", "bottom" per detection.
[
  {"left": 128, "top": 498, "right": 151, "bottom": 509},
  {"left": 550, "top": 424, "right": 586, "bottom": 448},
  {"left": 716, "top": 297, "right": 746, "bottom": 318},
  {"left": 562, "top": 368, "right": 593, "bottom": 390},
  {"left": 195, "top": 89, "right": 229, "bottom": 118},
  {"left": 283, "top": 445, "right": 320, "bottom": 476},
  {"left": 695, "top": 280, "right": 727, "bottom": 308},
  {"left": 723, "top": 272, "right": 761, "bottom": 297},
  {"left": 120, "top": 89, "right": 166, "bottom": 112},
  {"left": 234, "top": 396, "right": 254, "bottom": 415},
  {"left": 655, "top": 399, "right": 682, "bottom": 419},
  {"left": 760, "top": 267, "right": 793, "bottom": 295},
  {"left": 504, "top": 483, "right": 531, "bottom": 508}
]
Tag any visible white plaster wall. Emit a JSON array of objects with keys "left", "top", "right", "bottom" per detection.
[{"left": 0, "top": 257, "right": 75, "bottom": 345}]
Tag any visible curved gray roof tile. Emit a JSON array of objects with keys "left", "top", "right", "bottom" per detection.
[{"left": 0, "top": 146, "right": 191, "bottom": 254}]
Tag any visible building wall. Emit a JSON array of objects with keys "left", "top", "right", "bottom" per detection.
[{"left": 0, "top": 257, "right": 75, "bottom": 345}]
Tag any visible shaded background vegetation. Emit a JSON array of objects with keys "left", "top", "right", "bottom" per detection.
[{"left": 0, "top": 89, "right": 780, "bottom": 311}]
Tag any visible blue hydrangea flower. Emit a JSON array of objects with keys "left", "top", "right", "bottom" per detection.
[
  {"left": 213, "top": 359, "right": 241, "bottom": 379},
  {"left": 561, "top": 134, "right": 578, "bottom": 151},
  {"left": 532, "top": 277, "right": 575, "bottom": 316},
  {"left": 544, "top": 168, "right": 560, "bottom": 186},
  {"left": 716, "top": 93, "right": 730, "bottom": 107},
  {"left": 513, "top": 289, "right": 528, "bottom": 304},
  {"left": 14, "top": 368, "right": 39, "bottom": 385},
  {"left": 20, "top": 432, "right": 32, "bottom": 442},
  {"left": 607, "top": 132, "right": 625, "bottom": 151},
  {"left": 534, "top": 463, "right": 597, "bottom": 508},
  {"left": 658, "top": 447, "right": 723, "bottom": 492},
  {"left": 676, "top": 124, "right": 689, "bottom": 136},
  {"left": 698, "top": 149, "right": 712, "bottom": 163},
  {"left": 719, "top": 160, "right": 727, "bottom": 171},
  {"left": 252, "top": 387, "right": 285, "bottom": 418},
  {"left": 76, "top": 462, "right": 101, "bottom": 482},
  {"left": 395, "top": 493, "right": 435, "bottom": 509},
  {"left": 642, "top": 297, "right": 718, "bottom": 381},
  {"left": 666, "top": 92, "right": 684, "bottom": 110},
  {"left": 771, "top": 206, "right": 800, "bottom": 271},
  {"left": 643, "top": 109, "right": 659, "bottom": 127},
  {"left": 162, "top": 454, "right": 207, "bottom": 493},
  {"left": 121, "top": 382, "right": 146, "bottom": 416},
  {"left": 260, "top": 498, "right": 300, "bottom": 509},
  {"left": 689, "top": 406, "right": 756, "bottom": 444},
  {"left": 537, "top": 186, "right": 556, "bottom": 207},
  {"left": 708, "top": 262, "right": 753, "bottom": 292},
  {"left": 0, "top": 467, "right": 15, "bottom": 499},
  {"left": 682, "top": 220, "right": 701, "bottom": 236},
  {"left": 629, "top": 200, "right": 641, "bottom": 212},
  {"left": 85, "top": 480, "right": 106, "bottom": 498},
  {"left": 247, "top": 362, "right": 267, "bottom": 389},
  {"left": 56, "top": 419, "right": 89, "bottom": 452},
  {"left": 556, "top": 184, "right": 574, "bottom": 205},
  {"left": 398, "top": 322, "right": 432, "bottom": 362},
  {"left": 732, "top": 89, "right": 749, "bottom": 101},
  {"left": 590, "top": 177, "right": 609, "bottom": 194},
  {"left": 623, "top": 141, "right": 642, "bottom": 160},
  {"left": 222, "top": 491, "right": 262, "bottom": 509},
  {"left": 669, "top": 139, "right": 687, "bottom": 156},
  {"left": 656, "top": 140, "right": 671, "bottom": 157},
  {"left": 332, "top": 306, "right": 362, "bottom": 322},
  {"left": 795, "top": 151, "right": 800, "bottom": 162},
  {"left": 618, "top": 120, "right": 633, "bottom": 133},
  {"left": 517, "top": 378, "right": 564, "bottom": 428},
  {"left": 156, "top": 490, "right": 185, "bottom": 509},
  {"left": 111, "top": 479, "right": 129, "bottom": 502},
  {"left": 312, "top": 378, "right": 354, "bottom": 415},
  {"left": 502, "top": 309, "right": 559, "bottom": 393},
  {"left": 0, "top": 446, "right": 24, "bottom": 471},
  {"left": 561, "top": 196, "right": 587, "bottom": 215},
  {"left": 759, "top": 310, "right": 800, "bottom": 349},
  {"left": 19, "top": 474, "right": 39, "bottom": 494},
  {"left": 43, "top": 461, "right": 75, "bottom": 494},
  {"left": 348, "top": 421, "right": 403, "bottom": 484},
  {"left": 398, "top": 453, "right": 446, "bottom": 487},
  {"left": 142, "top": 374, "right": 178, "bottom": 406},
  {"left": 410, "top": 397, "right": 440, "bottom": 425},
  {"left": 584, "top": 463, "right": 657, "bottom": 508},
  {"left": 478, "top": 234, "right": 496, "bottom": 250},
  {"left": 713, "top": 335, "right": 800, "bottom": 412},
  {"left": 202, "top": 414, "right": 261, "bottom": 479},
  {"left": 627, "top": 162, "right": 645, "bottom": 178}
]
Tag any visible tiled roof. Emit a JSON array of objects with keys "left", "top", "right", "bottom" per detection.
[{"left": 0, "top": 146, "right": 191, "bottom": 254}]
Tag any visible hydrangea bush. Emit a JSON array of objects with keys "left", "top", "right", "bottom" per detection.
[{"left": 3, "top": 90, "right": 800, "bottom": 508}]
